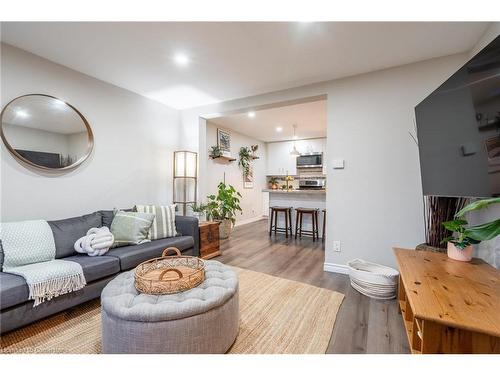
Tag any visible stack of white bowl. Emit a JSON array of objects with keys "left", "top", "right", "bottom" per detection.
[{"left": 347, "top": 259, "right": 399, "bottom": 300}]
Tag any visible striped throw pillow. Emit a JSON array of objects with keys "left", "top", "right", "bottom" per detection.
[{"left": 134, "top": 204, "right": 177, "bottom": 240}]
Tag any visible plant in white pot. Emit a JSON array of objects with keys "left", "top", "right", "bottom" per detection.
[
  {"left": 441, "top": 198, "right": 500, "bottom": 262},
  {"left": 206, "top": 182, "right": 242, "bottom": 239}
]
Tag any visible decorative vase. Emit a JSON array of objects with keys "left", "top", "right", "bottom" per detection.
[
  {"left": 271, "top": 184, "right": 278, "bottom": 190},
  {"left": 447, "top": 242, "right": 473, "bottom": 262},
  {"left": 219, "top": 219, "right": 233, "bottom": 239}
]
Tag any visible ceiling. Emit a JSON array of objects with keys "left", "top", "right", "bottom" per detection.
[
  {"left": 1, "top": 22, "right": 490, "bottom": 110},
  {"left": 210, "top": 100, "right": 326, "bottom": 142}
]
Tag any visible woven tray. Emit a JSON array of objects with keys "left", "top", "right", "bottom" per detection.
[{"left": 134, "top": 247, "right": 205, "bottom": 295}]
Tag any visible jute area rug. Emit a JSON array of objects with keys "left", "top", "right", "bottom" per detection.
[{"left": 0, "top": 267, "right": 344, "bottom": 354}]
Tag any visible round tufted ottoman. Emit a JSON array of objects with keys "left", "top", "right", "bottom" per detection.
[{"left": 101, "top": 260, "right": 239, "bottom": 354}]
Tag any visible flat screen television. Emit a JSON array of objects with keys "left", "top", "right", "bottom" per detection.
[{"left": 415, "top": 35, "right": 500, "bottom": 198}]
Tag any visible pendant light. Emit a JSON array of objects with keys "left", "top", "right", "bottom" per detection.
[{"left": 290, "top": 124, "right": 300, "bottom": 156}]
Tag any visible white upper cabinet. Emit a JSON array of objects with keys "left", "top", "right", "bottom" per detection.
[
  {"left": 266, "top": 138, "right": 326, "bottom": 175},
  {"left": 266, "top": 141, "right": 297, "bottom": 175}
]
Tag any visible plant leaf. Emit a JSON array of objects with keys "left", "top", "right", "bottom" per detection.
[
  {"left": 455, "top": 198, "right": 500, "bottom": 218},
  {"left": 442, "top": 219, "right": 468, "bottom": 232},
  {"left": 465, "top": 219, "right": 500, "bottom": 241}
]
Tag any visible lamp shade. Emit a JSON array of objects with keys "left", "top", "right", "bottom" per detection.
[
  {"left": 174, "top": 151, "right": 197, "bottom": 178},
  {"left": 290, "top": 145, "right": 300, "bottom": 156}
]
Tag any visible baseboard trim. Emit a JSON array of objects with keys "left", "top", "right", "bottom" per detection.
[
  {"left": 323, "top": 262, "right": 350, "bottom": 275},
  {"left": 235, "top": 215, "right": 266, "bottom": 227}
]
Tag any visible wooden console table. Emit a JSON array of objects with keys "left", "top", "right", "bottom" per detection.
[{"left": 394, "top": 248, "right": 500, "bottom": 354}]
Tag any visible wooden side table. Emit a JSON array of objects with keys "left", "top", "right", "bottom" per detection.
[
  {"left": 394, "top": 248, "right": 500, "bottom": 354},
  {"left": 199, "top": 221, "right": 221, "bottom": 259}
]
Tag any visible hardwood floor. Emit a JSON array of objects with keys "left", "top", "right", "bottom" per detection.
[{"left": 219, "top": 219, "right": 410, "bottom": 354}]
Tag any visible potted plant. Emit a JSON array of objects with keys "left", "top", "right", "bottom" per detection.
[
  {"left": 206, "top": 182, "right": 242, "bottom": 239},
  {"left": 238, "top": 146, "right": 252, "bottom": 177},
  {"left": 269, "top": 177, "right": 279, "bottom": 190},
  {"left": 441, "top": 198, "right": 500, "bottom": 261},
  {"left": 190, "top": 203, "right": 208, "bottom": 222},
  {"left": 209, "top": 145, "right": 222, "bottom": 159}
]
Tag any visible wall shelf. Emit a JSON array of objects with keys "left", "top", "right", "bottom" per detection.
[{"left": 210, "top": 155, "right": 236, "bottom": 162}]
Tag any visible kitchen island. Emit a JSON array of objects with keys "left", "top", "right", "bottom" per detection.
[{"left": 262, "top": 189, "right": 326, "bottom": 237}]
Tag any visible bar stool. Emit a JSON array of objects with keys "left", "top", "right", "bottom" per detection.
[
  {"left": 269, "top": 206, "right": 293, "bottom": 237},
  {"left": 295, "top": 207, "right": 320, "bottom": 241},
  {"left": 322, "top": 209, "right": 326, "bottom": 242}
]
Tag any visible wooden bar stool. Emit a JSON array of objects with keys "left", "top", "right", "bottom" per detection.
[
  {"left": 269, "top": 206, "right": 293, "bottom": 237},
  {"left": 295, "top": 207, "right": 320, "bottom": 241},
  {"left": 322, "top": 209, "right": 326, "bottom": 242}
]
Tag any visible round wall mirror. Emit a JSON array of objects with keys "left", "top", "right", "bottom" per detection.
[{"left": 0, "top": 94, "right": 94, "bottom": 171}]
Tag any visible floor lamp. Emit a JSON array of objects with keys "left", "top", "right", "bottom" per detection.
[{"left": 173, "top": 150, "right": 198, "bottom": 216}]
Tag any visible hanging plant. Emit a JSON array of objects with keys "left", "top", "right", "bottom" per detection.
[{"left": 238, "top": 146, "right": 252, "bottom": 176}]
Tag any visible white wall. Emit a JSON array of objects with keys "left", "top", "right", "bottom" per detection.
[
  {"left": 205, "top": 121, "right": 267, "bottom": 224},
  {"left": 326, "top": 55, "right": 470, "bottom": 268},
  {"left": 181, "top": 53, "right": 469, "bottom": 269},
  {"left": 1, "top": 43, "right": 181, "bottom": 221}
]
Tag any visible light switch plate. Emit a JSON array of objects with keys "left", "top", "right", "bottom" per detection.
[
  {"left": 332, "top": 159, "right": 345, "bottom": 169},
  {"left": 333, "top": 241, "right": 341, "bottom": 252}
]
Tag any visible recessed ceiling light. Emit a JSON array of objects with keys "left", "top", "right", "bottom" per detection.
[
  {"left": 276, "top": 127, "right": 283, "bottom": 132},
  {"left": 174, "top": 53, "right": 190, "bottom": 66},
  {"left": 16, "top": 109, "right": 29, "bottom": 118},
  {"left": 247, "top": 111, "right": 256, "bottom": 118}
]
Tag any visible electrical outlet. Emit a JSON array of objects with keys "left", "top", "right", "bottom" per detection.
[{"left": 333, "top": 241, "right": 341, "bottom": 252}]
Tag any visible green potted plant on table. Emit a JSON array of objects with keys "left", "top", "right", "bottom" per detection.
[
  {"left": 442, "top": 198, "right": 500, "bottom": 262},
  {"left": 206, "top": 182, "right": 242, "bottom": 239}
]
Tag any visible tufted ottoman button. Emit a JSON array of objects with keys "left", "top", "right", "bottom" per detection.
[{"left": 101, "top": 260, "right": 239, "bottom": 354}]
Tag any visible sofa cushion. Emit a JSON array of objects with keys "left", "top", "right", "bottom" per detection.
[
  {"left": 99, "top": 210, "right": 115, "bottom": 228},
  {"left": 48, "top": 212, "right": 103, "bottom": 258},
  {"left": 63, "top": 255, "right": 120, "bottom": 283},
  {"left": 106, "top": 236, "right": 194, "bottom": 271},
  {"left": 0, "top": 272, "right": 29, "bottom": 310}
]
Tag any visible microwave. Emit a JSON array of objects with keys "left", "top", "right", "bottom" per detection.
[{"left": 296, "top": 153, "right": 323, "bottom": 169}]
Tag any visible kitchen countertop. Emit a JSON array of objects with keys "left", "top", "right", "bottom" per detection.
[{"left": 262, "top": 189, "right": 326, "bottom": 194}]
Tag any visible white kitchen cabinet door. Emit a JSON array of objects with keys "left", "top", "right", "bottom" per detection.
[{"left": 266, "top": 142, "right": 297, "bottom": 175}]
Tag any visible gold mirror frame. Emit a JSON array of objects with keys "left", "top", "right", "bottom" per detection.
[{"left": 0, "top": 94, "right": 94, "bottom": 171}]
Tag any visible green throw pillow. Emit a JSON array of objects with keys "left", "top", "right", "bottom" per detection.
[{"left": 110, "top": 210, "right": 155, "bottom": 248}]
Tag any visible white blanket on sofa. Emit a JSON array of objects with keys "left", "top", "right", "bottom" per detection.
[{"left": 0, "top": 220, "right": 86, "bottom": 306}]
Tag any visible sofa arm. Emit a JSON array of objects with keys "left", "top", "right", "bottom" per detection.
[{"left": 175, "top": 216, "right": 200, "bottom": 256}]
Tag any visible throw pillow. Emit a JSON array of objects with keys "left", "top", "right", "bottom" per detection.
[
  {"left": 110, "top": 210, "right": 155, "bottom": 248},
  {"left": 134, "top": 204, "right": 177, "bottom": 240}
]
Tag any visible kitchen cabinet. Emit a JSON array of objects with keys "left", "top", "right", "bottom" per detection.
[
  {"left": 266, "top": 141, "right": 298, "bottom": 175},
  {"left": 266, "top": 138, "right": 326, "bottom": 176}
]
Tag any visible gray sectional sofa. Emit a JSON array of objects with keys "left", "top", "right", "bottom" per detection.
[{"left": 0, "top": 210, "right": 199, "bottom": 334}]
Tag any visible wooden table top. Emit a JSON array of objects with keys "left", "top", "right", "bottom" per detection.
[{"left": 394, "top": 248, "right": 500, "bottom": 337}]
